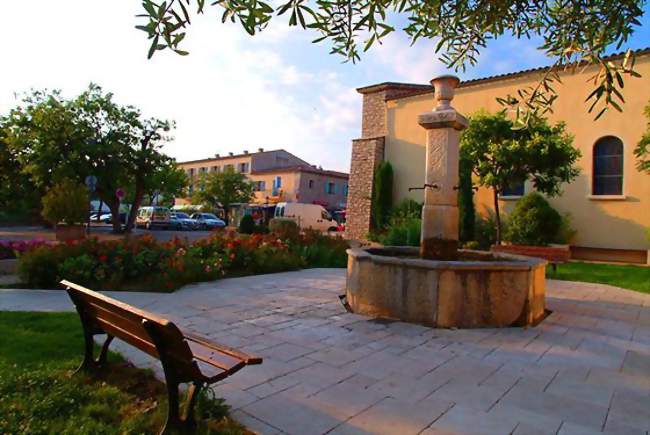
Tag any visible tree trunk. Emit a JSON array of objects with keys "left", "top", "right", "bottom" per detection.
[
  {"left": 493, "top": 188, "right": 501, "bottom": 245},
  {"left": 105, "top": 198, "right": 122, "bottom": 234},
  {"left": 125, "top": 183, "right": 145, "bottom": 233}
]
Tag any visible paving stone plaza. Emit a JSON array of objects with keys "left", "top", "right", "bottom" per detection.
[{"left": 1, "top": 269, "right": 649, "bottom": 434}]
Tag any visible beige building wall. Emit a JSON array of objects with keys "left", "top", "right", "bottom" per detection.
[
  {"left": 176, "top": 149, "right": 349, "bottom": 210},
  {"left": 371, "top": 54, "right": 650, "bottom": 258}
]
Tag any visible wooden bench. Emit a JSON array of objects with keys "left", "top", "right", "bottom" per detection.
[
  {"left": 491, "top": 244, "right": 571, "bottom": 271},
  {"left": 61, "top": 280, "right": 262, "bottom": 434}
]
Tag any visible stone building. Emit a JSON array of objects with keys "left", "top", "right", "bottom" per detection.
[
  {"left": 346, "top": 48, "right": 650, "bottom": 264},
  {"left": 176, "top": 149, "right": 348, "bottom": 210}
]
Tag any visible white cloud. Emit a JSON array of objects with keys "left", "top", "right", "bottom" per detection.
[
  {"left": 0, "top": 1, "right": 359, "bottom": 172},
  {"left": 368, "top": 33, "right": 448, "bottom": 83}
]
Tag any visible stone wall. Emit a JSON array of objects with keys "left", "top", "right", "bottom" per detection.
[
  {"left": 347, "top": 84, "right": 429, "bottom": 240},
  {"left": 345, "top": 136, "right": 385, "bottom": 240}
]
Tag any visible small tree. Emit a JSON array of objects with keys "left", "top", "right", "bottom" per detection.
[
  {"left": 41, "top": 179, "right": 88, "bottom": 226},
  {"left": 192, "top": 168, "right": 254, "bottom": 224},
  {"left": 371, "top": 161, "right": 393, "bottom": 230},
  {"left": 634, "top": 101, "right": 650, "bottom": 174},
  {"left": 460, "top": 111, "right": 580, "bottom": 244}
]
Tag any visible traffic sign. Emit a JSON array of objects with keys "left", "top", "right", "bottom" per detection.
[{"left": 85, "top": 175, "right": 97, "bottom": 192}]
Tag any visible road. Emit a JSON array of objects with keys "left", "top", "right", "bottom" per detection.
[{"left": 0, "top": 224, "right": 218, "bottom": 243}]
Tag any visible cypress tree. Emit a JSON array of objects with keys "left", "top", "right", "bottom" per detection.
[
  {"left": 458, "top": 153, "right": 475, "bottom": 242},
  {"left": 372, "top": 161, "right": 393, "bottom": 230}
]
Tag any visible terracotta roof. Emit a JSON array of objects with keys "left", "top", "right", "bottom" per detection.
[
  {"left": 178, "top": 148, "right": 303, "bottom": 165},
  {"left": 357, "top": 47, "right": 650, "bottom": 101},
  {"left": 251, "top": 165, "right": 349, "bottom": 178}
]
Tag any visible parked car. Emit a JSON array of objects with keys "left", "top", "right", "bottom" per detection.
[
  {"left": 89, "top": 213, "right": 127, "bottom": 224},
  {"left": 274, "top": 202, "right": 338, "bottom": 232},
  {"left": 136, "top": 206, "right": 171, "bottom": 230},
  {"left": 170, "top": 212, "right": 198, "bottom": 230},
  {"left": 190, "top": 213, "right": 226, "bottom": 230}
]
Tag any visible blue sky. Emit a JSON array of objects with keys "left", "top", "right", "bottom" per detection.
[{"left": 1, "top": 1, "right": 648, "bottom": 172}]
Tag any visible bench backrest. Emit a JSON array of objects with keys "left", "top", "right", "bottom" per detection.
[{"left": 61, "top": 280, "right": 201, "bottom": 380}]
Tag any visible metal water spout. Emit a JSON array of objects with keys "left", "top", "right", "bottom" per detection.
[{"left": 417, "top": 75, "right": 468, "bottom": 260}]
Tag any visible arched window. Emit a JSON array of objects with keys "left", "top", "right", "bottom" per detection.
[{"left": 593, "top": 136, "right": 623, "bottom": 195}]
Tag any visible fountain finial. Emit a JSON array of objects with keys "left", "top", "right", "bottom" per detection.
[{"left": 431, "top": 75, "right": 460, "bottom": 111}]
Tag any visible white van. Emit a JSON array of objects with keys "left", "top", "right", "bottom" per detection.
[
  {"left": 274, "top": 202, "right": 338, "bottom": 232},
  {"left": 136, "top": 206, "right": 172, "bottom": 230}
]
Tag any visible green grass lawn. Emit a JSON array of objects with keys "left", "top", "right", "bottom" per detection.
[
  {"left": 547, "top": 261, "right": 650, "bottom": 294},
  {"left": 0, "top": 311, "right": 245, "bottom": 434}
]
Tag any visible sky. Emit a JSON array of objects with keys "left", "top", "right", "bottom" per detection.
[{"left": 1, "top": 1, "right": 649, "bottom": 172}]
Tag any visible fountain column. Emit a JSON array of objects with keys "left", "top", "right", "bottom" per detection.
[{"left": 418, "top": 75, "right": 468, "bottom": 260}]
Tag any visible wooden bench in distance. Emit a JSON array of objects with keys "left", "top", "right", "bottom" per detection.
[
  {"left": 61, "top": 280, "right": 262, "bottom": 435},
  {"left": 491, "top": 244, "right": 571, "bottom": 271}
]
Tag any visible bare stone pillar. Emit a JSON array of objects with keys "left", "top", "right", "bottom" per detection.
[{"left": 417, "top": 75, "right": 468, "bottom": 260}]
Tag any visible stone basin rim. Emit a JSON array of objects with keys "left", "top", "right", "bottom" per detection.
[{"left": 347, "top": 246, "right": 547, "bottom": 271}]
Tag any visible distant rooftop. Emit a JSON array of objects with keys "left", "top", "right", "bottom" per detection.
[
  {"left": 178, "top": 148, "right": 308, "bottom": 166},
  {"left": 252, "top": 165, "right": 349, "bottom": 178}
]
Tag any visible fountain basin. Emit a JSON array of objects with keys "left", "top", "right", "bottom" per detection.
[{"left": 346, "top": 247, "right": 546, "bottom": 328}]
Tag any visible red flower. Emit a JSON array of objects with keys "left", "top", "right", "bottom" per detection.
[
  {"left": 229, "top": 253, "right": 236, "bottom": 260},
  {"left": 99, "top": 254, "right": 108, "bottom": 262}
]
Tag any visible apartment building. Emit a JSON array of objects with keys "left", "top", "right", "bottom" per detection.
[{"left": 176, "top": 148, "right": 349, "bottom": 210}]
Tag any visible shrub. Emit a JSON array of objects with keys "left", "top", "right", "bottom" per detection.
[
  {"left": 269, "top": 218, "right": 300, "bottom": 240},
  {"left": 380, "top": 217, "right": 421, "bottom": 247},
  {"left": 253, "top": 224, "right": 269, "bottom": 234},
  {"left": 0, "top": 240, "right": 52, "bottom": 260},
  {"left": 238, "top": 215, "right": 255, "bottom": 234},
  {"left": 297, "top": 229, "right": 349, "bottom": 267},
  {"left": 390, "top": 199, "right": 422, "bottom": 220},
  {"left": 371, "top": 161, "right": 393, "bottom": 230},
  {"left": 505, "top": 192, "right": 563, "bottom": 246},
  {"left": 474, "top": 212, "right": 502, "bottom": 250},
  {"left": 41, "top": 179, "right": 89, "bottom": 226},
  {"left": 16, "top": 229, "right": 349, "bottom": 290}
]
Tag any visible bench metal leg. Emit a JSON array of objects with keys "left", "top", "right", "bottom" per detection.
[
  {"left": 183, "top": 381, "right": 203, "bottom": 428},
  {"left": 159, "top": 378, "right": 204, "bottom": 434},
  {"left": 73, "top": 311, "right": 114, "bottom": 374}
]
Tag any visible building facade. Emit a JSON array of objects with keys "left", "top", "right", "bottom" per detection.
[
  {"left": 346, "top": 49, "right": 650, "bottom": 264},
  {"left": 176, "top": 148, "right": 348, "bottom": 210}
]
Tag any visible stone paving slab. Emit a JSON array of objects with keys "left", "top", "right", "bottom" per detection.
[{"left": 2, "top": 270, "right": 650, "bottom": 434}]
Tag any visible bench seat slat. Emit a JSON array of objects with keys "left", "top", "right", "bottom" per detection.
[
  {"left": 187, "top": 341, "right": 244, "bottom": 372},
  {"left": 184, "top": 332, "right": 263, "bottom": 365}
]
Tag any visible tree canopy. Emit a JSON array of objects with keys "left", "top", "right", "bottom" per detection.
[
  {"left": 635, "top": 100, "right": 650, "bottom": 173},
  {"left": 460, "top": 111, "right": 580, "bottom": 244},
  {"left": 1, "top": 84, "right": 184, "bottom": 232},
  {"left": 137, "top": 0, "right": 644, "bottom": 124},
  {"left": 191, "top": 168, "right": 254, "bottom": 222}
]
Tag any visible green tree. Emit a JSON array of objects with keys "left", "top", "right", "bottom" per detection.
[
  {"left": 3, "top": 85, "right": 175, "bottom": 233},
  {"left": 460, "top": 111, "right": 580, "bottom": 245},
  {"left": 0, "top": 124, "right": 40, "bottom": 222},
  {"left": 137, "top": 0, "right": 643, "bottom": 124},
  {"left": 635, "top": 101, "right": 650, "bottom": 174},
  {"left": 458, "top": 154, "right": 475, "bottom": 243},
  {"left": 192, "top": 168, "right": 254, "bottom": 224},
  {"left": 371, "top": 161, "right": 393, "bottom": 230}
]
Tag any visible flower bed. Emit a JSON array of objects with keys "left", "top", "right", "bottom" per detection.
[
  {"left": 17, "top": 230, "right": 348, "bottom": 291},
  {"left": 0, "top": 240, "right": 52, "bottom": 260}
]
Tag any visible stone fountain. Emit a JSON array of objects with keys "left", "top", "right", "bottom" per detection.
[{"left": 345, "top": 75, "right": 546, "bottom": 328}]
